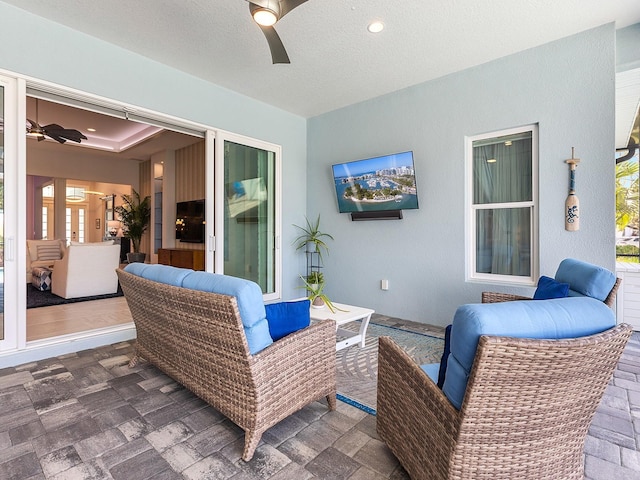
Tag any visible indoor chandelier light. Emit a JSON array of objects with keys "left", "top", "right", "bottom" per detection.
[{"left": 66, "top": 187, "right": 85, "bottom": 202}]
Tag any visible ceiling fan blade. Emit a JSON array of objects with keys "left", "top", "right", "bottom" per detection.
[
  {"left": 258, "top": 24, "right": 290, "bottom": 64},
  {"left": 280, "top": 0, "right": 308, "bottom": 18},
  {"left": 59, "top": 130, "right": 87, "bottom": 143},
  {"left": 43, "top": 124, "right": 88, "bottom": 143},
  {"left": 45, "top": 133, "right": 65, "bottom": 143}
]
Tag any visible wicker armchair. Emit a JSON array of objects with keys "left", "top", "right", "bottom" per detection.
[
  {"left": 482, "top": 277, "right": 620, "bottom": 308},
  {"left": 483, "top": 259, "right": 621, "bottom": 308},
  {"left": 117, "top": 269, "right": 336, "bottom": 461},
  {"left": 377, "top": 324, "right": 632, "bottom": 480}
]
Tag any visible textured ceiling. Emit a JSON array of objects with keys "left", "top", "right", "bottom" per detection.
[{"left": 5, "top": 0, "right": 640, "bottom": 118}]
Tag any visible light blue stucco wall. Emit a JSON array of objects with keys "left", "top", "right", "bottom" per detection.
[
  {"left": 0, "top": 0, "right": 623, "bottom": 341},
  {"left": 307, "top": 24, "right": 616, "bottom": 326},
  {"left": 0, "top": 1, "right": 307, "bottom": 299},
  {"left": 617, "top": 23, "right": 640, "bottom": 71}
]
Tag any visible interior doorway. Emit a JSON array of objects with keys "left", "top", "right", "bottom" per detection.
[{"left": 25, "top": 94, "right": 204, "bottom": 342}]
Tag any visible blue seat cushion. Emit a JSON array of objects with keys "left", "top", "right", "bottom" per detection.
[
  {"left": 265, "top": 299, "right": 311, "bottom": 341},
  {"left": 533, "top": 275, "right": 569, "bottom": 300},
  {"left": 420, "top": 363, "right": 440, "bottom": 384},
  {"left": 554, "top": 258, "right": 616, "bottom": 302},
  {"left": 181, "top": 271, "right": 273, "bottom": 354},
  {"left": 442, "top": 297, "right": 616, "bottom": 410}
]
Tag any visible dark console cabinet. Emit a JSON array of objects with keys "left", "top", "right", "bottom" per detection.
[{"left": 158, "top": 248, "right": 205, "bottom": 271}]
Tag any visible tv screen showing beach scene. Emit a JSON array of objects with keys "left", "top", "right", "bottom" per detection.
[{"left": 332, "top": 151, "right": 419, "bottom": 213}]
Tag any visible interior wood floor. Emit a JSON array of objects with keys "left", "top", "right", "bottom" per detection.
[{"left": 26, "top": 297, "right": 132, "bottom": 341}]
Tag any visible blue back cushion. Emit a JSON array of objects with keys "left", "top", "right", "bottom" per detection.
[
  {"left": 265, "top": 299, "right": 311, "bottom": 341},
  {"left": 442, "top": 297, "right": 615, "bottom": 410},
  {"left": 125, "top": 263, "right": 193, "bottom": 287},
  {"left": 554, "top": 258, "right": 616, "bottom": 302},
  {"left": 125, "top": 265, "right": 273, "bottom": 355},
  {"left": 181, "top": 271, "right": 273, "bottom": 354},
  {"left": 532, "top": 275, "right": 569, "bottom": 300},
  {"left": 123, "top": 262, "right": 150, "bottom": 277}
]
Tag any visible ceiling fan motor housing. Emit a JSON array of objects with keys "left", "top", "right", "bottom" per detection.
[{"left": 250, "top": 0, "right": 281, "bottom": 25}]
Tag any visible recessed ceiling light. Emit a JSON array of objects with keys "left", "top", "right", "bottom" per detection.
[
  {"left": 487, "top": 158, "right": 497, "bottom": 163},
  {"left": 87, "top": 128, "right": 96, "bottom": 132},
  {"left": 368, "top": 21, "right": 384, "bottom": 33}
]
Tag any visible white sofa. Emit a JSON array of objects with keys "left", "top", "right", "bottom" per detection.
[
  {"left": 51, "top": 242, "right": 121, "bottom": 299},
  {"left": 26, "top": 239, "right": 66, "bottom": 275}
]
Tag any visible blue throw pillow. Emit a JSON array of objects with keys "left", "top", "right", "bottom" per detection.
[
  {"left": 234, "top": 181, "right": 246, "bottom": 197},
  {"left": 265, "top": 299, "right": 311, "bottom": 341},
  {"left": 437, "top": 324, "right": 452, "bottom": 389},
  {"left": 533, "top": 275, "right": 570, "bottom": 300}
]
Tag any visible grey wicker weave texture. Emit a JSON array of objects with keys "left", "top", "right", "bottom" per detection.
[
  {"left": 116, "top": 269, "right": 337, "bottom": 461},
  {"left": 376, "top": 324, "right": 632, "bottom": 480},
  {"left": 481, "top": 277, "right": 621, "bottom": 308}
]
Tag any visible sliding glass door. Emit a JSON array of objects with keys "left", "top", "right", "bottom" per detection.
[{"left": 214, "top": 134, "right": 281, "bottom": 300}]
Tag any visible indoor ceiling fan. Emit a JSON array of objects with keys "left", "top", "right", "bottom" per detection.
[
  {"left": 247, "top": 0, "right": 309, "bottom": 64},
  {"left": 27, "top": 99, "right": 87, "bottom": 144}
]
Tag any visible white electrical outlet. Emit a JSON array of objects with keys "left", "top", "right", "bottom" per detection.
[{"left": 381, "top": 279, "right": 389, "bottom": 290}]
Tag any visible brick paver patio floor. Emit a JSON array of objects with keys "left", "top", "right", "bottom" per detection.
[{"left": 0, "top": 315, "right": 638, "bottom": 479}]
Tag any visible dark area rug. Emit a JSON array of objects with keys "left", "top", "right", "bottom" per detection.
[{"left": 26, "top": 283, "right": 124, "bottom": 309}]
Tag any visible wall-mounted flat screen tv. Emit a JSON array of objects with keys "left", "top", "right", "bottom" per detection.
[
  {"left": 332, "top": 151, "right": 419, "bottom": 213},
  {"left": 176, "top": 199, "right": 205, "bottom": 243}
]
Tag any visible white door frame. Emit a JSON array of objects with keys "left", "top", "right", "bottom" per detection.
[
  {"left": 0, "top": 71, "right": 282, "bottom": 364},
  {"left": 0, "top": 74, "right": 25, "bottom": 352}
]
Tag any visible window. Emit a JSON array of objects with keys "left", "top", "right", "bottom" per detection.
[
  {"left": 42, "top": 207, "right": 48, "bottom": 239},
  {"left": 467, "top": 125, "right": 538, "bottom": 284}
]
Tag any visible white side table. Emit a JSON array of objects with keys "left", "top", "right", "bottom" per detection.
[{"left": 309, "top": 302, "right": 375, "bottom": 351}]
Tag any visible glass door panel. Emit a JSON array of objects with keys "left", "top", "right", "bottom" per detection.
[
  {"left": 223, "top": 141, "right": 275, "bottom": 294},
  {"left": 66, "top": 205, "right": 87, "bottom": 243}
]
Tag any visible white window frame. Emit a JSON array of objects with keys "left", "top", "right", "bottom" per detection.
[{"left": 465, "top": 124, "right": 539, "bottom": 285}]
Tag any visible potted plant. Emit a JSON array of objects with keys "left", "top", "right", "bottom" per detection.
[
  {"left": 115, "top": 189, "right": 151, "bottom": 263},
  {"left": 300, "top": 274, "right": 339, "bottom": 312},
  {"left": 307, "top": 271, "right": 324, "bottom": 288},
  {"left": 293, "top": 214, "right": 334, "bottom": 263}
]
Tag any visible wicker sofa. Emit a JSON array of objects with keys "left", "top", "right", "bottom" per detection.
[
  {"left": 116, "top": 264, "right": 337, "bottom": 461},
  {"left": 377, "top": 296, "right": 632, "bottom": 480}
]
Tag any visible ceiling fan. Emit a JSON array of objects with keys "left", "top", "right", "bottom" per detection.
[
  {"left": 27, "top": 99, "right": 87, "bottom": 144},
  {"left": 247, "top": 0, "right": 309, "bottom": 64}
]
